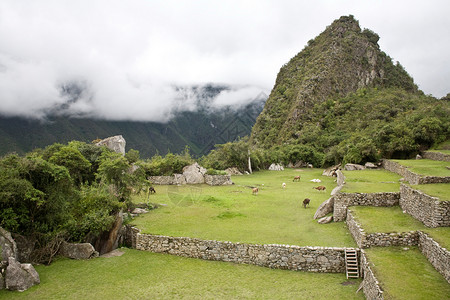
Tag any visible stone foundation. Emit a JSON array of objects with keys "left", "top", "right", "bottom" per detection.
[
  {"left": 360, "top": 250, "right": 384, "bottom": 299},
  {"left": 418, "top": 231, "right": 450, "bottom": 283},
  {"left": 382, "top": 159, "right": 450, "bottom": 184},
  {"left": 400, "top": 184, "right": 450, "bottom": 227},
  {"left": 334, "top": 192, "right": 399, "bottom": 222},
  {"left": 127, "top": 227, "right": 357, "bottom": 273},
  {"left": 204, "top": 175, "right": 233, "bottom": 186},
  {"left": 423, "top": 151, "right": 450, "bottom": 162},
  {"left": 346, "top": 209, "right": 418, "bottom": 248},
  {"left": 149, "top": 174, "right": 232, "bottom": 186}
]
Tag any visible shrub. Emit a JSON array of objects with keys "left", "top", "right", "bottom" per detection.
[{"left": 206, "top": 168, "right": 227, "bottom": 175}]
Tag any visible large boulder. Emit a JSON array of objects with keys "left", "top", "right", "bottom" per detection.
[
  {"left": 335, "top": 169, "right": 345, "bottom": 186},
  {"left": 0, "top": 272, "right": 4, "bottom": 290},
  {"left": 268, "top": 163, "right": 284, "bottom": 171},
  {"left": 95, "top": 135, "right": 126, "bottom": 155},
  {"left": 330, "top": 185, "right": 343, "bottom": 196},
  {"left": 11, "top": 233, "right": 36, "bottom": 263},
  {"left": 314, "top": 197, "right": 335, "bottom": 219},
  {"left": 0, "top": 228, "right": 40, "bottom": 291},
  {"left": 344, "top": 163, "right": 365, "bottom": 171},
  {"left": 322, "top": 164, "right": 341, "bottom": 176},
  {"left": 0, "top": 227, "right": 18, "bottom": 261},
  {"left": 317, "top": 216, "right": 333, "bottom": 224},
  {"left": 364, "top": 162, "right": 377, "bottom": 169},
  {"left": 5, "top": 257, "right": 40, "bottom": 291},
  {"left": 59, "top": 241, "right": 99, "bottom": 260},
  {"left": 225, "top": 167, "right": 243, "bottom": 176},
  {"left": 182, "top": 163, "right": 207, "bottom": 184}
]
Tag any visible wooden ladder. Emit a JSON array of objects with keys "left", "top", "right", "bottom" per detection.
[{"left": 345, "top": 249, "right": 359, "bottom": 279}]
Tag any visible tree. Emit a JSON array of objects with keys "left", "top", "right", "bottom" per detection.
[{"left": 49, "top": 146, "right": 91, "bottom": 186}]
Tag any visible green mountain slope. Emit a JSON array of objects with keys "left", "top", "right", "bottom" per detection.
[
  {"left": 247, "top": 15, "right": 449, "bottom": 165},
  {"left": 0, "top": 91, "right": 265, "bottom": 158},
  {"left": 251, "top": 15, "right": 419, "bottom": 148}
]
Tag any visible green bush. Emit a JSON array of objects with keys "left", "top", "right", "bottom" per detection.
[
  {"left": 65, "top": 184, "right": 124, "bottom": 242},
  {"left": 141, "top": 151, "right": 193, "bottom": 176},
  {"left": 206, "top": 168, "right": 227, "bottom": 175}
]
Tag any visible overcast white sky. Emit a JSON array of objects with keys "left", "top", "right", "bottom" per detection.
[{"left": 0, "top": 0, "right": 449, "bottom": 121}]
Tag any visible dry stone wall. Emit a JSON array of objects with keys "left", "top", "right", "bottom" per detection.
[
  {"left": 418, "top": 231, "right": 450, "bottom": 283},
  {"left": 382, "top": 159, "right": 450, "bottom": 184},
  {"left": 129, "top": 228, "right": 356, "bottom": 273},
  {"left": 400, "top": 184, "right": 450, "bottom": 227},
  {"left": 360, "top": 250, "right": 384, "bottom": 300},
  {"left": 149, "top": 174, "right": 232, "bottom": 186},
  {"left": 334, "top": 192, "right": 399, "bottom": 221},
  {"left": 423, "top": 151, "right": 450, "bottom": 162},
  {"left": 204, "top": 175, "right": 233, "bottom": 186},
  {"left": 346, "top": 209, "right": 418, "bottom": 248}
]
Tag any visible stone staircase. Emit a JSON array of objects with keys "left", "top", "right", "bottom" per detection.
[{"left": 345, "top": 249, "right": 359, "bottom": 279}]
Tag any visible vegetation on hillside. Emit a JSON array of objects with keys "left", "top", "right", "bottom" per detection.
[{"left": 202, "top": 88, "right": 448, "bottom": 171}]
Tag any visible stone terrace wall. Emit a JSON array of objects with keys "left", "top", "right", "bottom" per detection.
[
  {"left": 382, "top": 159, "right": 450, "bottom": 184},
  {"left": 149, "top": 175, "right": 186, "bottom": 185},
  {"left": 149, "top": 174, "right": 232, "bottom": 186},
  {"left": 134, "top": 232, "right": 357, "bottom": 273},
  {"left": 346, "top": 209, "right": 366, "bottom": 248},
  {"left": 334, "top": 192, "right": 399, "bottom": 222},
  {"left": 346, "top": 209, "right": 418, "bottom": 248},
  {"left": 418, "top": 231, "right": 450, "bottom": 283},
  {"left": 360, "top": 250, "right": 384, "bottom": 299},
  {"left": 400, "top": 184, "right": 450, "bottom": 228},
  {"left": 204, "top": 175, "right": 233, "bottom": 186},
  {"left": 423, "top": 151, "right": 450, "bottom": 162}
]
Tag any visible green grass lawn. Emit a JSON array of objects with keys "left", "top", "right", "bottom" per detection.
[
  {"left": 408, "top": 183, "right": 450, "bottom": 201},
  {"left": 0, "top": 248, "right": 364, "bottom": 300},
  {"left": 350, "top": 206, "right": 450, "bottom": 250},
  {"left": 365, "top": 247, "right": 450, "bottom": 300},
  {"left": 131, "top": 169, "right": 356, "bottom": 247},
  {"left": 392, "top": 159, "right": 450, "bottom": 177},
  {"left": 341, "top": 169, "right": 402, "bottom": 193}
]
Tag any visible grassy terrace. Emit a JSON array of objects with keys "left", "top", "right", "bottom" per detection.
[
  {"left": 426, "top": 149, "right": 450, "bottom": 155},
  {"left": 131, "top": 169, "right": 356, "bottom": 247},
  {"left": 365, "top": 247, "right": 450, "bottom": 300},
  {"left": 392, "top": 159, "right": 450, "bottom": 177},
  {"left": 350, "top": 206, "right": 450, "bottom": 251},
  {"left": 409, "top": 183, "right": 450, "bottom": 201},
  {"left": 0, "top": 248, "right": 363, "bottom": 300},
  {"left": 341, "top": 169, "right": 402, "bottom": 193}
]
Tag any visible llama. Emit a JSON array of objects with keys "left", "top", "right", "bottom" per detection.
[
  {"left": 303, "top": 198, "right": 310, "bottom": 208},
  {"left": 313, "top": 186, "right": 326, "bottom": 192}
]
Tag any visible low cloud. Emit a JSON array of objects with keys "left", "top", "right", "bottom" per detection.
[{"left": 0, "top": 0, "right": 449, "bottom": 121}]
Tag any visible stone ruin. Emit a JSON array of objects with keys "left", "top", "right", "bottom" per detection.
[
  {"left": 0, "top": 227, "right": 40, "bottom": 292},
  {"left": 149, "top": 162, "right": 233, "bottom": 186},
  {"left": 95, "top": 135, "right": 126, "bottom": 155},
  {"left": 268, "top": 163, "right": 284, "bottom": 171}
]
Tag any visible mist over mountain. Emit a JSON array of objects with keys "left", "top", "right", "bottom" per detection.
[{"left": 0, "top": 84, "right": 266, "bottom": 158}]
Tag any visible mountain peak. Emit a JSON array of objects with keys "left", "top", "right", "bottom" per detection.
[{"left": 250, "top": 15, "right": 418, "bottom": 148}]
